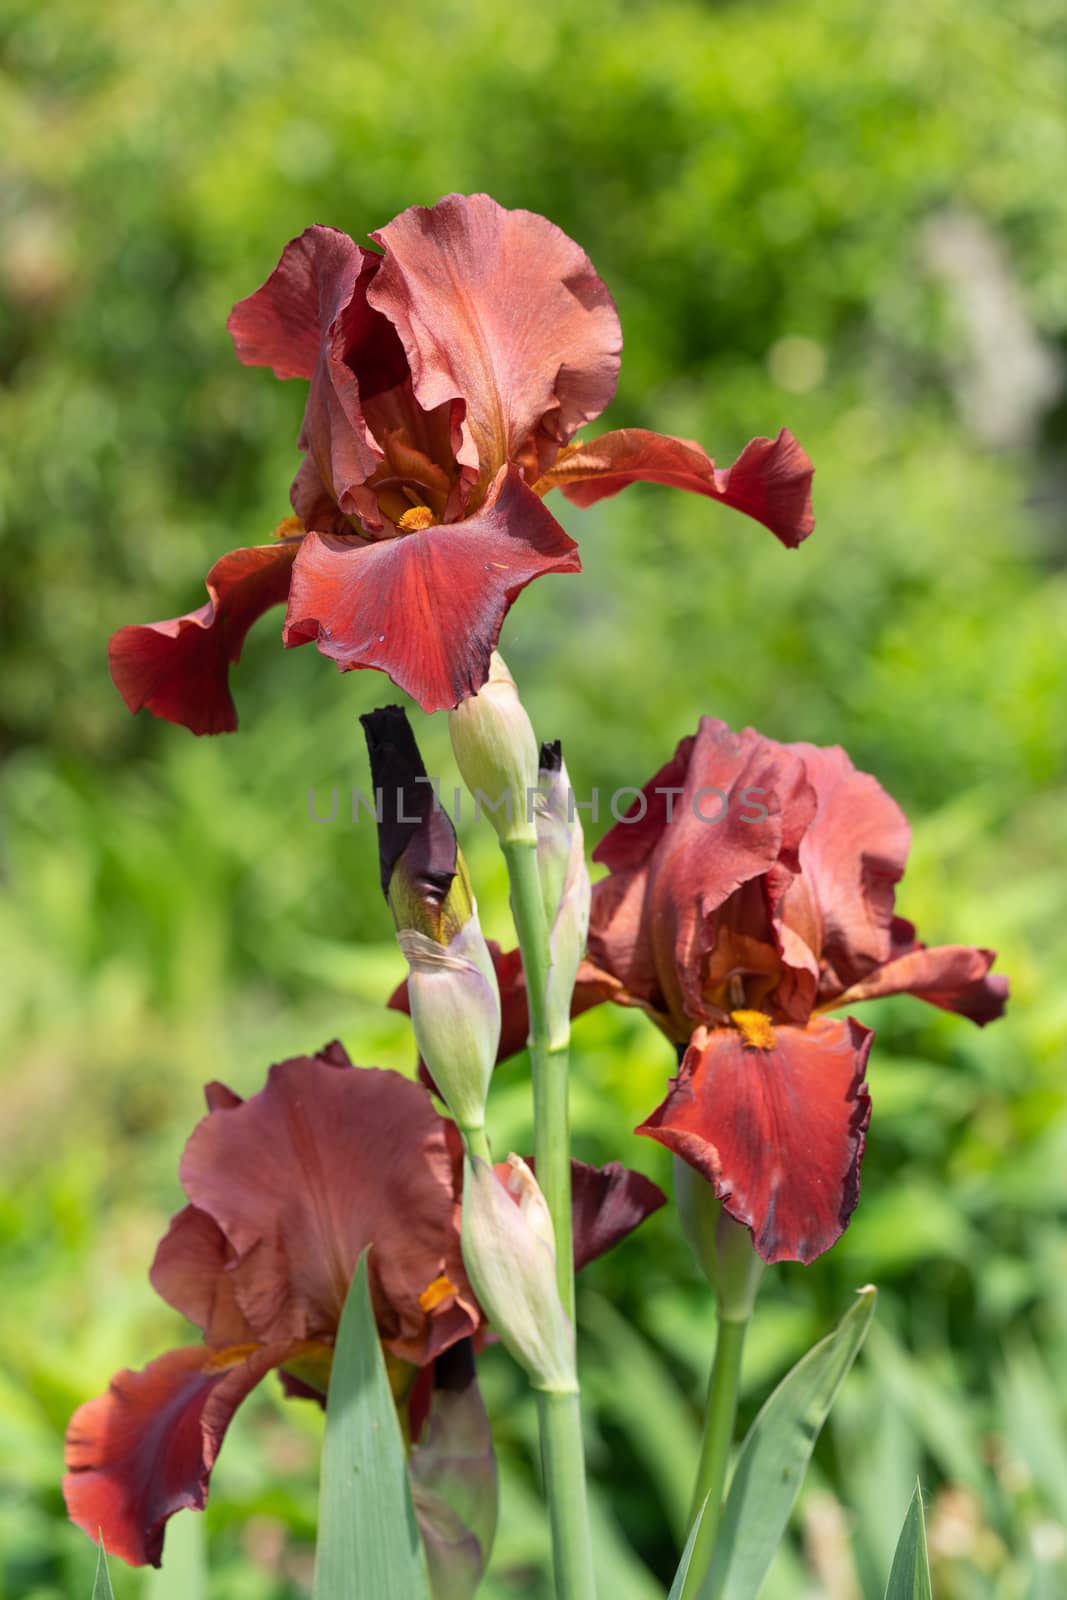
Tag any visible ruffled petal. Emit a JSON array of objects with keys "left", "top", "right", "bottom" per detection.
[
  {"left": 283, "top": 466, "right": 580, "bottom": 712},
  {"left": 368, "top": 193, "right": 621, "bottom": 479},
  {"left": 178, "top": 1046, "right": 478, "bottom": 1363},
  {"left": 779, "top": 744, "right": 911, "bottom": 996},
  {"left": 228, "top": 226, "right": 352, "bottom": 380},
  {"left": 149, "top": 1206, "right": 254, "bottom": 1348},
  {"left": 638, "top": 1016, "right": 872, "bottom": 1264},
  {"left": 536, "top": 426, "right": 815, "bottom": 548},
  {"left": 589, "top": 718, "right": 815, "bottom": 1034},
  {"left": 229, "top": 227, "right": 416, "bottom": 527},
  {"left": 835, "top": 919, "right": 1008, "bottom": 1024},
  {"left": 64, "top": 1341, "right": 302, "bottom": 1567},
  {"left": 108, "top": 539, "right": 300, "bottom": 735}
]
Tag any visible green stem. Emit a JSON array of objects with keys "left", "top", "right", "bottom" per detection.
[
  {"left": 681, "top": 1313, "right": 750, "bottom": 1600},
  {"left": 504, "top": 837, "right": 592, "bottom": 1597},
  {"left": 502, "top": 839, "right": 574, "bottom": 1320},
  {"left": 461, "top": 1124, "right": 492, "bottom": 1164},
  {"left": 536, "top": 1390, "right": 597, "bottom": 1600}
]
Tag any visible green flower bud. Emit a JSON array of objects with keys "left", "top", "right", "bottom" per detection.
[
  {"left": 461, "top": 1155, "right": 576, "bottom": 1394},
  {"left": 448, "top": 652, "right": 539, "bottom": 847},
  {"left": 362, "top": 706, "right": 501, "bottom": 1134},
  {"left": 673, "top": 1155, "right": 764, "bottom": 1320},
  {"left": 535, "top": 742, "right": 591, "bottom": 1050},
  {"left": 399, "top": 916, "right": 500, "bottom": 1133}
]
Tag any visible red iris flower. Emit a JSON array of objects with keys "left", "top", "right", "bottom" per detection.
[
  {"left": 63, "top": 1042, "right": 663, "bottom": 1567},
  {"left": 481, "top": 719, "right": 1007, "bottom": 1267},
  {"left": 108, "top": 193, "right": 815, "bottom": 731}
]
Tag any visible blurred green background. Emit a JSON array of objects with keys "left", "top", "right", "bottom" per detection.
[{"left": 2, "top": 0, "right": 1066, "bottom": 1594}]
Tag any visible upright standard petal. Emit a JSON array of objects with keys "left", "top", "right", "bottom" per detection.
[
  {"left": 283, "top": 466, "right": 580, "bottom": 712},
  {"left": 536, "top": 427, "right": 815, "bottom": 548},
  {"left": 638, "top": 1015, "right": 873, "bottom": 1264},
  {"left": 64, "top": 1341, "right": 303, "bottom": 1567},
  {"left": 369, "top": 193, "right": 622, "bottom": 479},
  {"left": 149, "top": 1205, "right": 254, "bottom": 1347},
  {"left": 178, "top": 1048, "right": 478, "bottom": 1364},
  {"left": 108, "top": 539, "right": 300, "bottom": 735},
  {"left": 230, "top": 226, "right": 415, "bottom": 526},
  {"left": 781, "top": 744, "right": 911, "bottom": 990},
  {"left": 228, "top": 227, "right": 347, "bottom": 379},
  {"left": 590, "top": 718, "right": 815, "bottom": 1033}
]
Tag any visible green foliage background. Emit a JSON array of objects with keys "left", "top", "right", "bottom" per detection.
[{"left": 2, "top": 0, "right": 1066, "bottom": 1594}]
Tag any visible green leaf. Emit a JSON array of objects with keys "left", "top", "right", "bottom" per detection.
[
  {"left": 706, "top": 1286, "right": 877, "bottom": 1600},
  {"left": 884, "top": 1481, "right": 932, "bottom": 1599},
  {"left": 92, "top": 1537, "right": 116, "bottom": 1600},
  {"left": 313, "top": 1251, "right": 432, "bottom": 1600},
  {"left": 668, "top": 1497, "right": 709, "bottom": 1600}
]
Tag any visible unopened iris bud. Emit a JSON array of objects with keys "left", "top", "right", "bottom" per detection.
[
  {"left": 461, "top": 1155, "right": 576, "bottom": 1394},
  {"left": 361, "top": 706, "right": 501, "bottom": 1135},
  {"left": 535, "top": 742, "right": 592, "bottom": 1049},
  {"left": 448, "top": 652, "right": 539, "bottom": 848},
  {"left": 673, "top": 1155, "right": 764, "bottom": 1320}
]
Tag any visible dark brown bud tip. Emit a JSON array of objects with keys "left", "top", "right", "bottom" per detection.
[
  {"left": 360, "top": 706, "right": 457, "bottom": 909},
  {"left": 539, "top": 739, "right": 563, "bottom": 775}
]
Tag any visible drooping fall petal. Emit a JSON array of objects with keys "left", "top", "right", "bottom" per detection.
[
  {"left": 108, "top": 540, "right": 300, "bottom": 735},
  {"left": 369, "top": 192, "right": 622, "bottom": 480},
  {"left": 565, "top": 1159, "right": 668, "bottom": 1272},
  {"left": 536, "top": 426, "right": 815, "bottom": 548},
  {"left": 63, "top": 1341, "right": 305, "bottom": 1567},
  {"left": 491, "top": 1156, "right": 666, "bottom": 1271},
  {"left": 835, "top": 917, "right": 1008, "bottom": 1024},
  {"left": 177, "top": 1046, "right": 478, "bottom": 1364},
  {"left": 638, "top": 1016, "right": 873, "bottom": 1265},
  {"left": 283, "top": 466, "right": 580, "bottom": 712}
]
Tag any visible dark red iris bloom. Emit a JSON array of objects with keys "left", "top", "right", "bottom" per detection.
[
  {"left": 109, "top": 193, "right": 815, "bottom": 731},
  {"left": 63, "top": 1042, "right": 663, "bottom": 1567},
  {"left": 481, "top": 720, "right": 1007, "bottom": 1267}
]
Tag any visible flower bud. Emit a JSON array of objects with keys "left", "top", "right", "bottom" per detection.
[
  {"left": 534, "top": 742, "right": 591, "bottom": 1050},
  {"left": 448, "top": 652, "right": 539, "bottom": 847},
  {"left": 399, "top": 920, "right": 500, "bottom": 1133},
  {"left": 362, "top": 706, "right": 500, "bottom": 1133},
  {"left": 673, "top": 1155, "right": 764, "bottom": 1320},
  {"left": 461, "top": 1155, "right": 576, "bottom": 1394}
]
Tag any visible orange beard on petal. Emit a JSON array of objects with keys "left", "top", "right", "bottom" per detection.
[{"left": 729, "top": 1009, "right": 777, "bottom": 1051}]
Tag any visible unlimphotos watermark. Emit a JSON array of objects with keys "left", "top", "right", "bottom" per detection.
[{"left": 306, "top": 779, "right": 771, "bottom": 826}]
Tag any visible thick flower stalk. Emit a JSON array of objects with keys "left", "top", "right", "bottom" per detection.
[
  {"left": 108, "top": 192, "right": 815, "bottom": 733},
  {"left": 63, "top": 1045, "right": 664, "bottom": 1572}
]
